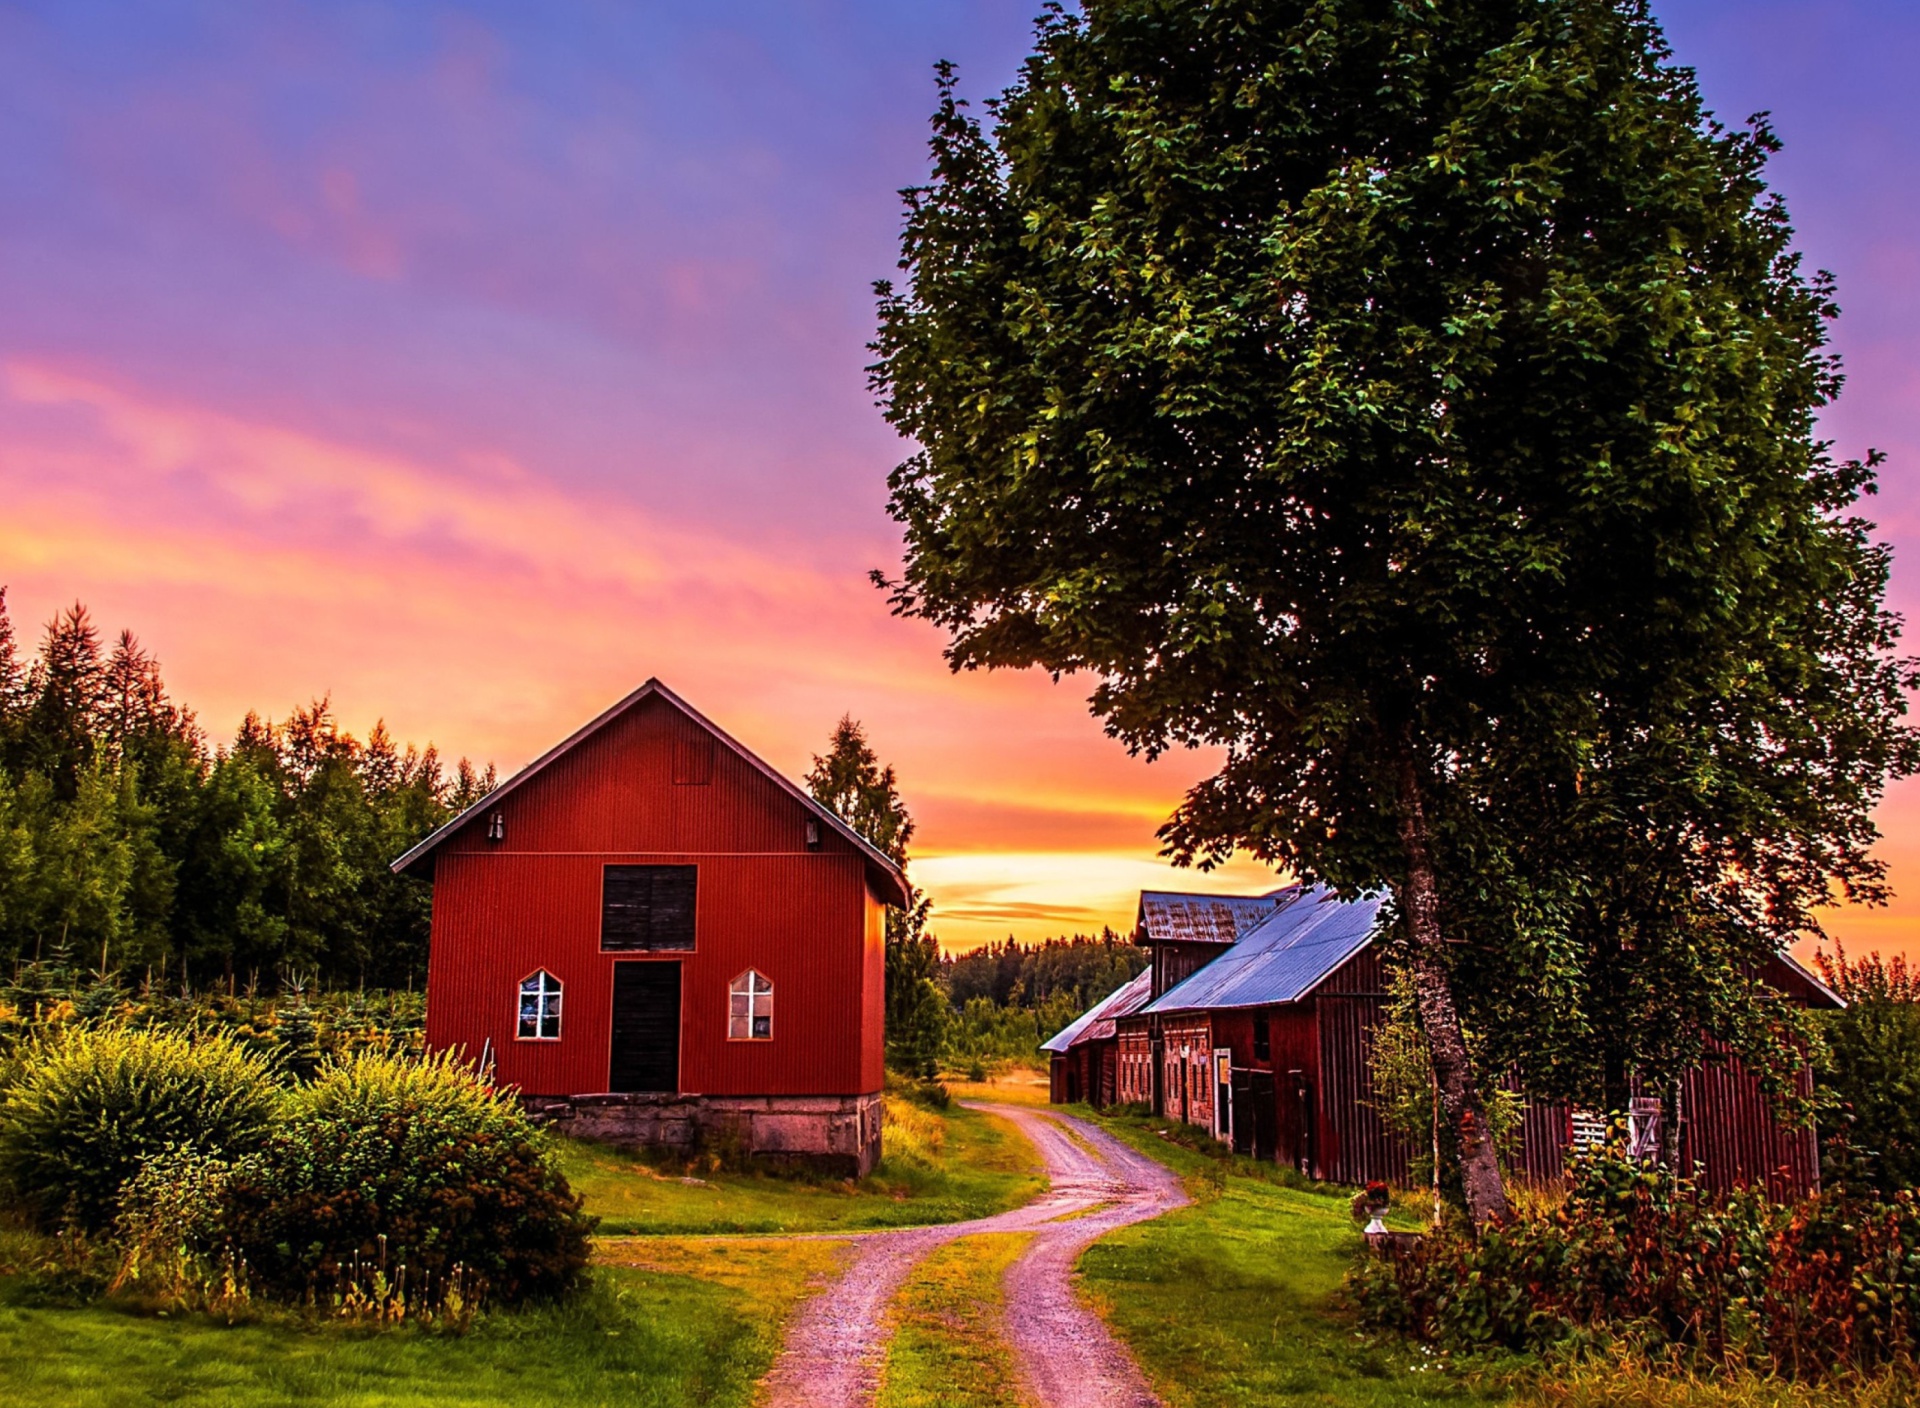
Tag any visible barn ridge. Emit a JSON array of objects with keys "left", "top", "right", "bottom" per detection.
[{"left": 390, "top": 677, "right": 909, "bottom": 907}]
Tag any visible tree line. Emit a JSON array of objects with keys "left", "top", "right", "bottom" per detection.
[
  {"left": 0, "top": 591, "right": 491, "bottom": 992},
  {"left": 941, "top": 932, "right": 1144, "bottom": 1013}
]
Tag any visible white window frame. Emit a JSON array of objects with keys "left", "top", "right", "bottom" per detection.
[
  {"left": 517, "top": 969, "right": 563, "bottom": 1041},
  {"left": 729, "top": 969, "right": 774, "bottom": 1041}
]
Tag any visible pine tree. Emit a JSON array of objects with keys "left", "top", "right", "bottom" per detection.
[
  {"left": 806, "top": 718, "right": 947, "bottom": 1075},
  {"left": 24, "top": 602, "right": 104, "bottom": 800},
  {"left": 0, "top": 586, "right": 24, "bottom": 755},
  {"left": 275, "top": 977, "right": 324, "bottom": 1081}
]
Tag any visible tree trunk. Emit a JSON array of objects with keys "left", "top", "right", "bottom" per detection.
[{"left": 1396, "top": 740, "right": 1512, "bottom": 1230}]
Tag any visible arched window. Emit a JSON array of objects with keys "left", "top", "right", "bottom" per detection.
[
  {"left": 729, "top": 970, "right": 773, "bottom": 1041},
  {"left": 518, "top": 970, "right": 562, "bottom": 1040}
]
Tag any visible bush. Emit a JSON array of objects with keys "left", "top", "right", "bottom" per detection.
[
  {"left": 0, "top": 1026, "right": 279, "bottom": 1232},
  {"left": 220, "top": 1049, "right": 592, "bottom": 1308},
  {"left": 1351, "top": 1148, "right": 1920, "bottom": 1377}
]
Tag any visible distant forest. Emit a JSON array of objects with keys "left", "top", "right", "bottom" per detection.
[
  {"left": 937, "top": 932, "right": 1147, "bottom": 1067},
  {"left": 0, "top": 591, "right": 490, "bottom": 991},
  {"left": 941, "top": 931, "right": 1145, "bottom": 1012}
]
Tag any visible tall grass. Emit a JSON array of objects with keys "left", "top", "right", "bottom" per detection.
[{"left": 881, "top": 1096, "right": 947, "bottom": 1169}]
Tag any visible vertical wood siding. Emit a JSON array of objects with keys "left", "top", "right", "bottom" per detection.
[
  {"left": 1317, "top": 994, "right": 1413, "bottom": 1186},
  {"left": 1678, "top": 1049, "right": 1821, "bottom": 1197},
  {"left": 1269, "top": 1007, "right": 1319, "bottom": 1172},
  {"left": 423, "top": 695, "right": 885, "bottom": 1098}
]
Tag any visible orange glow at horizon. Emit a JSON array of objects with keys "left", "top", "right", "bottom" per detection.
[{"left": 4, "top": 361, "right": 1916, "bottom": 964}]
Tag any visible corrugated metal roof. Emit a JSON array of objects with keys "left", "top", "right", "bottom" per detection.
[
  {"left": 1144, "top": 885, "right": 1387, "bottom": 1013},
  {"left": 388, "top": 679, "right": 909, "bottom": 906},
  {"left": 1136, "top": 885, "right": 1299, "bottom": 946},
  {"left": 1040, "top": 967, "right": 1154, "bottom": 1054}
]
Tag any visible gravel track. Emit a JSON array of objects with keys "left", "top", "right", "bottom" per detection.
[{"left": 757, "top": 1103, "right": 1185, "bottom": 1408}]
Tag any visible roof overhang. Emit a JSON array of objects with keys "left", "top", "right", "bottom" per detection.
[{"left": 389, "top": 678, "right": 911, "bottom": 908}]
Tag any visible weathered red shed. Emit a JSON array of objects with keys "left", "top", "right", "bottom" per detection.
[
  {"left": 392, "top": 680, "right": 906, "bottom": 1175},
  {"left": 1066, "top": 883, "right": 1839, "bottom": 1198},
  {"left": 1041, "top": 967, "right": 1152, "bottom": 1106}
]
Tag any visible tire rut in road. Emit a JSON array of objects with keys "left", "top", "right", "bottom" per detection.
[{"left": 756, "top": 1102, "right": 1184, "bottom": 1408}]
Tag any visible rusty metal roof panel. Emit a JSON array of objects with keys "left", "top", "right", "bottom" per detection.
[
  {"left": 1144, "top": 885, "right": 1387, "bottom": 1013},
  {"left": 1040, "top": 967, "right": 1154, "bottom": 1053},
  {"left": 1136, "top": 886, "right": 1299, "bottom": 946}
]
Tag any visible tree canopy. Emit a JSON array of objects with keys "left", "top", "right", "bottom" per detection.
[{"left": 871, "top": 0, "right": 1914, "bottom": 1223}]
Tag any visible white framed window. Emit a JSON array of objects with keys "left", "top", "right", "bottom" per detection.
[
  {"left": 517, "top": 970, "right": 562, "bottom": 1040},
  {"left": 729, "top": 969, "right": 774, "bottom": 1041}
]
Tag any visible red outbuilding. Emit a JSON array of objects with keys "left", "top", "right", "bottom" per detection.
[
  {"left": 1055, "top": 883, "right": 1840, "bottom": 1199},
  {"left": 391, "top": 679, "right": 907, "bottom": 1175}
]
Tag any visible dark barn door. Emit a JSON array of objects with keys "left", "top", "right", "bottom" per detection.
[
  {"left": 1249, "top": 1070, "right": 1277, "bottom": 1162},
  {"left": 609, "top": 962, "right": 681, "bottom": 1093},
  {"left": 1231, "top": 1069, "right": 1254, "bottom": 1156}
]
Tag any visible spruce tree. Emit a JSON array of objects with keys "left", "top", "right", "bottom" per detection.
[{"left": 806, "top": 718, "right": 948, "bottom": 1076}]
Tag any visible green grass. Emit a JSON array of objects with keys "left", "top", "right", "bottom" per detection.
[
  {"left": 0, "top": 1250, "right": 829, "bottom": 1407},
  {"left": 877, "top": 1230, "right": 1033, "bottom": 1408},
  {"left": 1077, "top": 1109, "right": 1502, "bottom": 1408},
  {"left": 560, "top": 1100, "right": 1045, "bottom": 1235},
  {"left": 0, "top": 1095, "right": 1044, "bottom": 1406}
]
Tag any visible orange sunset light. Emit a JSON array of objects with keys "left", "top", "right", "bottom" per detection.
[{"left": 4, "top": 4, "right": 1917, "bottom": 964}]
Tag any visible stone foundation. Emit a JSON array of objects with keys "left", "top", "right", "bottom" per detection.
[{"left": 525, "top": 1091, "right": 883, "bottom": 1177}]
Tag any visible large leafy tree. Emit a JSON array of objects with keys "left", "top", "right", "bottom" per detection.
[
  {"left": 872, "top": 0, "right": 1913, "bottom": 1224},
  {"left": 807, "top": 716, "right": 948, "bottom": 1076}
]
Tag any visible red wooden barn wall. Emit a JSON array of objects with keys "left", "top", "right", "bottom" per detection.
[{"left": 424, "top": 694, "right": 886, "bottom": 1099}]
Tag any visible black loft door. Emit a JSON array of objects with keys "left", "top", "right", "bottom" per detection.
[{"left": 609, "top": 962, "right": 681, "bottom": 1093}]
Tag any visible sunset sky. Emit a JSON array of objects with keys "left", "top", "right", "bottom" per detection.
[{"left": 3, "top": 2, "right": 1916, "bottom": 957}]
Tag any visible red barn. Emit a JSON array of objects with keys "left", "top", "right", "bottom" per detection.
[
  {"left": 1064, "top": 883, "right": 1840, "bottom": 1198},
  {"left": 391, "top": 679, "right": 907, "bottom": 1175}
]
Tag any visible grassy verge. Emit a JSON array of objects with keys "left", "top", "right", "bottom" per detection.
[
  {"left": 1077, "top": 1109, "right": 1499, "bottom": 1408},
  {"left": 877, "top": 1231, "right": 1033, "bottom": 1408},
  {"left": 0, "top": 1236, "right": 835, "bottom": 1407},
  {"left": 944, "top": 1065, "right": 1053, "bottom": 1108},
  {"left": 561, "top": 1098, "right": 1044, "bottom": 1235}
]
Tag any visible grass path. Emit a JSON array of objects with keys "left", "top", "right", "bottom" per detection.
[{"left": 876, "top": 1231, "right": 1034, "bottom": 1408}]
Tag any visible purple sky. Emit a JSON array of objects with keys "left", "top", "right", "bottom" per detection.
[{"left": 2, "top": 1, "right": 1916, "bottom": 954}]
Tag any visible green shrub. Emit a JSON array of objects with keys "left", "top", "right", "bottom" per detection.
[
  {"left": 221, "top": 1049, "right": 591, "bottom": 1308},
  {"left": 0, "top": 1026, "right": 279, "bottom": 1231},
  {"left": 1352, "top": 1147, "right": 1920, "bottom": 1377}
]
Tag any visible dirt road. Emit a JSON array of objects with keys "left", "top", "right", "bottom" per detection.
[{"left": 757, "top": 1103, "right": 1186, "bottom": 1408}]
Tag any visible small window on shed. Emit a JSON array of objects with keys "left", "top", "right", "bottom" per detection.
[
  {"left": 1253, "top": 1015, "right": 1271, "bottom": 1062},
  {"left": 602, "top": 865, "right": 698, "bottom": 951},
  {"left": 729, "top": 970, "right": 774, "bottom": 1041},
  {"left": 518, "top": 970, "right": 562, "bottom": 1040}
]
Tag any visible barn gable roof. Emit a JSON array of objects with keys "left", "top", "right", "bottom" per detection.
[
  {"left": 1136, "top": 886, "right": 1299, "bottom": 946},
  {"left": 389, "top": 679, "right": 910, "bottom": 906},
  {"left": 1144, "top": 884, "right": 1387, "bottom": 1014},
  {"left": 1768, "top": 950, "right": 1845, "bottom": 1010},
  {"left": 1040, "top": 967, "right": 1155, "bottom": 1054}
]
